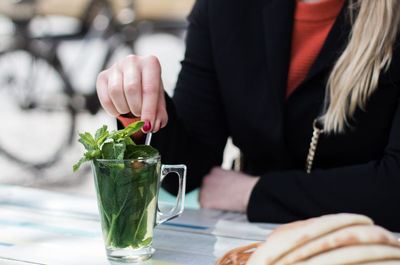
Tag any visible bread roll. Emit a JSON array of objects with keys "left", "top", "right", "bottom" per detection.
[
  {"left": 351, "top": 260, "right": 400, "bottom": 265},
  {"left": 247, "top": 214, "right": 373, "bottom": 265},
  {"left": 293, "top": 245, "right": 400, "bottom": 265},
  {"left": 275, "top": 225, "right": 400, "bottom": 265}
]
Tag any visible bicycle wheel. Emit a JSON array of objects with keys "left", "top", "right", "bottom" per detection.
[{"left": 0, "top": 47, "right": 75, "bottom": 169}]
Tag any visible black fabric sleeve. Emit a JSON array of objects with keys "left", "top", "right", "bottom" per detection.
[
  {"left": 151, "top": 0, "right": 229, "bottom": 194},
  {"left": 247, "top": 98, "right": 400, "bottom": 232}
]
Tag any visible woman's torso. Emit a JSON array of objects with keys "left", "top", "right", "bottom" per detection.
[{"left": 206, "top": 0, "right": 400, "bottom": 174}]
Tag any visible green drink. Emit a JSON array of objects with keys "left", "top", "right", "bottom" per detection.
[
  {"left": 74, "top": 122, "right": 186, "bottom": 262},
  {"left": 91, "top": 156, "right": 186, "bottom": 262},
  {"left": 92, "top": 157, "right": 160, "bottom": 250}
]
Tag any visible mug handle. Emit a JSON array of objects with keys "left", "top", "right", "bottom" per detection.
[{"left": 156, "top": 164, "right": 187, "bottom": 226}]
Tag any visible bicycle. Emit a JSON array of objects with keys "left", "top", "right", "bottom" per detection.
[
  {"left": 0, "top": 0, "right": 192, "bottom": 180},
  {"left": 0, "top": 0, "right": 137, "bottom": 170}
]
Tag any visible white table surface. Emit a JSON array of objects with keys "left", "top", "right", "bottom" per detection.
[{"left": 0, "top": 184, "right": 278, "bottom": 265}]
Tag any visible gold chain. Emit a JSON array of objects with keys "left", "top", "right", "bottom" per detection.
[{"left": 305, "top": 119, "right": 324, "bottom": 174}]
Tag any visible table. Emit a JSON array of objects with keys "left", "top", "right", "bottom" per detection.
[{"left": 0, "top": 184, "right": 277, "bottom": 265}]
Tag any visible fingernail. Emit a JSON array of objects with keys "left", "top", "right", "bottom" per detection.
[{"left": 143, "top": 119, "right": 151, "bottom": 132}]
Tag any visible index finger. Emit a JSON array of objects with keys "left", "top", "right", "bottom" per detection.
[
  {"left": 96, "top": 70, "right": 120, "bottom": 117},
  {"left": 140, "top": 56, "right": 161, "bottom": 132}
]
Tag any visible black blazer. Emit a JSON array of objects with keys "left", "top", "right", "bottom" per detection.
[{"left": 152, "top": 0, "right": 400, "bottom": 231}]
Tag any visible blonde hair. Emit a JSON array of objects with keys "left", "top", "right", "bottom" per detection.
[{"left": 321, "top": 0, "right": 400, "bottom": 133}]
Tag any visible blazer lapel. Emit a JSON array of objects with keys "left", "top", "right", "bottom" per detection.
[{"left": 262, "top": 0, "right": 295, "bottom": 106}]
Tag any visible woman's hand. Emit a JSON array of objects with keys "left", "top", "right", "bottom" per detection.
[
  {"left": 199, "top": 167, "right": 260, "bottom": 212},
  {"left": 96, "top": 55, "right": 168, "bottom": 133}
]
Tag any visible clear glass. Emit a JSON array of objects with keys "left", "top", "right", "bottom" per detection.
[{"left": 91, "top": 156, "right": 186, "bottom": 262}]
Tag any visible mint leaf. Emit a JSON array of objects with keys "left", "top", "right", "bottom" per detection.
[
  {"left": 85, "top": 149, "right": 101, "bottom": 159},
  {"left": 106, "top": 121, "right": 144, "bottom": 143},
  {"left": 73, "top": 149, "right": 101, "bottom": 172},
  {"left": 121, "top": 121, "right": 145, "bottom": 138},
  {"left": 95, "top": 125, "right": 109, "bottom": 146},
  {"left": 124, "top": 136, "right": 136, "bottom": 146},
  {"left": 108, "top": 130, "right": 122, "bottom": 142},
  {"left": 126, "top": 145, "right": 159, "bottom": 159},
  {"left": 102, "top": 142, "right": 126, "bottom": 160},
  {"left": 74, "top": 121, "right": 149, "bottom": 172},
  {"left": 73, "top": 156, "right": 90, "bottom": 172},
  {"left": 74, "top": 132, "right": 101, "bottom": 171},
  {"left": 78, "top": 132, "right": 97, "bottom": 151}
]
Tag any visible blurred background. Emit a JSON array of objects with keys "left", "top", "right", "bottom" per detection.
[{"left": 0, "top": 0, "right": 238, "bottom": 207}]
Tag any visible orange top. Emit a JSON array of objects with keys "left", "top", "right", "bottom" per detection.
[{"left": 286, "top": 0, "right": 345, "bottom": 98}]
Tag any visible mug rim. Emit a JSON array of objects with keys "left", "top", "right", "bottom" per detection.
[{"left": 94, "top": 154, "right": 161, "bottom": 163}]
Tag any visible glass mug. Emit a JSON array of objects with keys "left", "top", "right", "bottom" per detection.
[{"left": 91, "top": 155, "right": 186, "bottom": 262}]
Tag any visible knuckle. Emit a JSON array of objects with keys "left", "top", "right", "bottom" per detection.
[
  {"left": 142, "top": 84, "right": 158, "bottom": 95},
  {"left": 124, "top": 84, "right": 135, "bottom": 94},
  {"left": 109, "top": 84, "right": 121, "bottom": 97},
  {"left": 100, "top": 97, "right": 113, "bottom": 108},
  {"left": 141, "top": 109, "right": 155, "bottom": 118},
  {"left": 98, "top": 70, "right": 107, "bottom": 79},
  {"left": 97, "top": 71, "right": 108, "bottom": 84},
  {"left": 124, "top": 80, "right": 140, "bottom": 94},
  {"left": 144, "top": 55, "right": 160, "bottom": 65},
  {"left": 126, "top": 54, "right": 138, "bottom": 62}
]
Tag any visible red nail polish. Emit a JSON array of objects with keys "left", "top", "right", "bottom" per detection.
[{"left": 143, "top": 120, "right": 151, "bottom": 132}]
